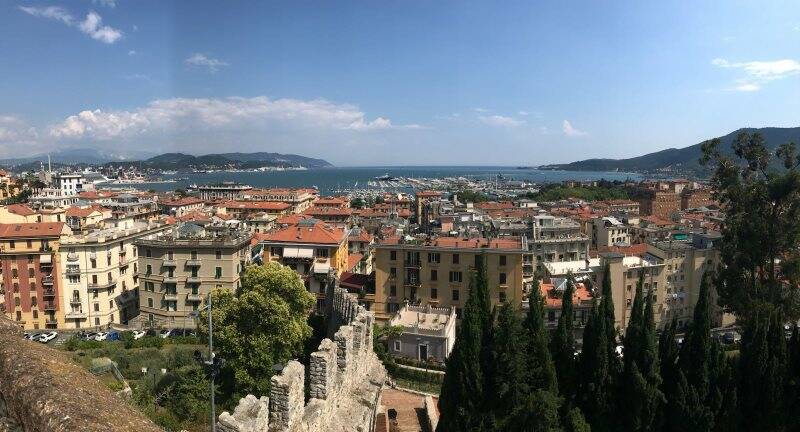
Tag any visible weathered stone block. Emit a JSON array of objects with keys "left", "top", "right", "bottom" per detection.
[{"left": 269, "top": 361, "right": 305, "bottom": 432}]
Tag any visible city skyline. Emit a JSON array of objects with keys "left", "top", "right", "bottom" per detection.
[{"left": 1, "top": 0, "right": 799, "bottom": 166}]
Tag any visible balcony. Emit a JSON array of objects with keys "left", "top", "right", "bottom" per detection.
[
  {"left": 404, "top": 280, "right": 422, "bottom": 288},
  {"left": 65, "top": 266, "right": 81, "bottom": 275},
  {"left": 186, "top": 259, "right": 201, "bottom": 267},
  {"left": 404, "top": 260, "right": 421, "bottom": 268},
  {"left": 42, "top": 275, "right": 54, "bottom": 286},
  {"left": 70, "top": 297, "right": 82, "bottom": 305},
  {"left": 88, "top": 280, "right": 116, "bottom": 290},
  {"left": 187, "top": 293, "right": 203, "bottom": 302},
  {"left": 66, "top": 311, "right": 86, "bottom": 319},
  {"left": 43, "top": 302, "right": 56, "bottom": 311},
  {"left": 45, "top": 318, "right": 58, "bottom": 326},
  {"left": 186, "top": 276, "right": 201, "bottom": 284},
  {"left": 67, "top": 252, "right": 79, "bottom": 262},
  {"left": 162, "top": 259, "right": 177, "bottom": 267},
  {"left": 43, "top": 288, "right": 56, "bottom": 297},
  {"left": 163, "top": 275, "right": 180, "bottom": 284},
  {"left": 163, "top": 293, "right": 179, "bottom": 301}
]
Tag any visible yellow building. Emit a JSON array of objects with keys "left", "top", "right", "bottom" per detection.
[
  {"left": 0, "top": 222, "right": 72, "bottom": 330},
  {"left": 259, "top": 218, "right": 348, "bottom": 311},
  {"left": 373, "top": 236, "right": 528, "bottom": 322}
]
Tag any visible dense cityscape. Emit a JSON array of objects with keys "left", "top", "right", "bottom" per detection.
[{"left": 3, "top": 1, "right": 800, "bottom": 431}]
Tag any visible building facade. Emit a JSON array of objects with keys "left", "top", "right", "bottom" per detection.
[{"left": 134, "top": 223, "right": 252, "bottom": 329}]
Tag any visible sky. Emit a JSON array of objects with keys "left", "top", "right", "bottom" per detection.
[{"left": 0, "top": 0, "right": 799, "bottom": 166}]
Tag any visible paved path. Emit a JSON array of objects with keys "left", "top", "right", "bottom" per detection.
[{"left": 381, "top": 388, "right": 436, "bottom": 432}]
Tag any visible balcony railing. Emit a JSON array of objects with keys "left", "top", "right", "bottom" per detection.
[
  {"left": 404, "top": 260, "right": 421, "bottom": 268},
  {"left": 187, "top": 293, "right": 203, "bottom": 302},
  {"left": 186, "top": 276, "right": 201, "bottom": 284},
  {"left": 42, "top": 276, "right": 54, "bottom": 285},
  {"left": 163, "top": 293, "right": 179, "bottom": 301},
  {"left": 162, "top": 259, "right": 177, "bottom": 267},
  {"left": 70, "top": 297, "right": 81, "bottom": 305},
  {"left": 163, "top": 276, "right": 180, "bottom": 284},
  {"left": 43, "top": 289, "right": 56, "bottom": 297},
  {"left": 65, "top": 267, "right": 81, "bottom": 275},
  {"left": 186, "top": 259, "right": 202, "bottom": 267},
  {"left": 88, "top": 280, "right": 116, "bottom": 290},
  {"left": 43, "top": 302, "right": 56, "bottom": 311},
  {"left": 66, "top": 311, "right": 86, "bottom": 319}
]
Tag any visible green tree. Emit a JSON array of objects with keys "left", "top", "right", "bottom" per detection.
[
  {"left": 197, "top": 263, "right": 315, "bottom": 398},
  {"left": 437, "top": 271, "right": 488, "bottom": 432},
  {"left": 524, "top": 279, "right": 558, "bottom": 393},
  {"left": 700, "top": 132, "right": 800, "bottom": 320},
  {"left": 576, "top": 297, "right": 611, "bottom": 431},
  {"left": 617, "top": 275, "right": 664, "bottom": 431},
  {"left": 551, "top": 276, "right": 576, "bottom": 400},
  {"left": 492, "top": 302, "right": 529, "bottom": 430},
  {"left": 657, "top": 318, "right": 681, "bottom": 432}
]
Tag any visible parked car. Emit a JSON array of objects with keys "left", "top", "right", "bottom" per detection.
[
  {"left": 83, "top": 332, "right": 98, "bottom": 341},
  {"left": 94, "top": 332, "right": 109, "bottom": 341},
  {"left": 722, "top": 332, "right": 741, "bottom": 345},
  {"left": 159, "top": 329, "right": 173, "bottom": 339},
  {"left": 106, "top": 331, "right": 121, "bottom": 341},
  {"left": 38, "top": 331, "right": 58, "bottom": 343},
  {"left": 23, "top": 333, "right": 32, "bottom": 340},
  {"left": 132, "top": 330, "right": 147, "bottom": 340},
  {"left": 29, "top": 333, "right": 43, "bottom": 342}
]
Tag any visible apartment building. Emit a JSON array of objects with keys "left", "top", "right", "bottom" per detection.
[
  {"left": 0, "top": 222, "right": 72, "bottom": 330},
  {"left": 636, "top": 189, "right": 681, "bottom": 219},
  {"left": 134, "top": 223, "right": 252, "bottom": 329},
  {"left": 593, "top": 199, "right": 640, "bottom": 216},
  {"left": 219, "top": 200, "right": 292, "bottom": 219},
  {"left": 373, "top": 236, "right": 528, "bottom": 322},
  {"left": 259, "top": 218, "right": 349, "bottom": 310},
  {"left": 59, "top": 220, "right": 170, "bottom": 329},
  {"left": 681, "top": 188, "right": 715, "bottom": 210},
  {"left": 159, "top": 197, "right": 205, "bottom": 217},
  {"left": 589, "top": 216, "right": 631, "bottom": 248},
  {"left": 530, "top": 214, "right": 590, "bottom": 269},
  {"left": 241, "top": 188, "right": 318, "bottom": 213},
  {"left": 303, "top": 206, "right": 353, "bottom": 228},
  {"left": 197, "top": 183, "right": 253, "bottom": 201}
]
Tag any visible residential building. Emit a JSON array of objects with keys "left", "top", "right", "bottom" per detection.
[
  {"left": 593, "top": 199, "right": 640, "bottom": 216},
  {"left": 134, "top": 223, "right": 252, "bottom": 329},
  {"left": 159, "top": 197, "right": 205, "bottom": 217},
  {"left": 51, "top": 173, "right": 84, "bottom": 196},
  {"left": 105, "top": 194, "right": 159, "bottom": 221},
  {"left": 241, "top": 188, "right": 318, "bottom": 213},
  {"left": 387, "top": 303, "right": 457, "bottom": 364},
  {"left": 530, "top": 214, "right": 590, "bottom": 268},
  {"left": 347, "top": 227, "right": 374, "bottom": 274},
  {"left": 589, "top": 216, "right": 631, "bottom": 248},
  {"left": 303, "top": 206, "right": 353, "bottom": 228},
  {"left": 681, "top": 188, "right": 715, "bottom": 210},
  {"left": 259, "top": 218, "right": 349, "bottom": 311},
  {"left": 219, "top": 200, "right": 292, "bottom": 219},
  {"left": 59, "top": 220, "right": 170, "bottom": 329},
  {"left": 536, "top": 279, "right": 594, "bottom": 330},
  {"left": 0, "top": 222, "right": 72, "bottom": 330},
  {"left": 636, "top": 189, "right": 681, "bottom": 219},
  {"left": 373, "top": 236, "right": 528, "bottom": 321},
  {"left": 197, "top": 183, "right": 253, "bottom": 201}
]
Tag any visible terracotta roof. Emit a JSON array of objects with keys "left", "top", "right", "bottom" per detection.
[
  {"left": 340, "top": 271, "right": 371, "bottom": 289},
  {"left": 594, "top": 243, "right": 649, "bottom": 257},
  {"left": 6, "top": 204, "right": 35, "bottom": 216},
  {"left": 65, "top": 206, "right": 101, "bottom": 217},
  {"left": 541, "top": 282, "right": 593, "bottom": 308},
  {"left": 380, "top": 236, "right": 524, "bottom": 250},
  {"left": 276, "top": 214, "right": 311, "bottom": 225},
  {"left": 304, "top": 206, "right": 353, "bottom": 217},
  {"left": 178, "top": 211, "right": 212, "bottom": 222},
  {"left": 0, "top": 222, "right": 66, "bottom": 238},
  {"left": 475, "top": 201, "right": 515, "bottom": 210},
  {"left": 349, "top": 229, "right": 373, "bottom": 243},
  {"left": 161, "top": 197, "right": 205, "bottom": 207},
  {"left": 415, "top": 190, "right": 441, "bottom": 198},
  {"left": 260, "top": 220, "right": 346, "bottom": 245},
  {"left": 222, "top": 200, "right": 291, "bottom": 211},
  {"left": 346, "top": 253, "right": 364, "bottom": 271},
  {"left": 78, "top": 191, "right": 116, "bottom": 199},
  {"left": 314, "top": 197, "right": 348, "bottom": 206}
]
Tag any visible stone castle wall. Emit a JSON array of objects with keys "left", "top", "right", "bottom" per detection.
[{"left": 218, "top": 288, "right": 387, "bottom": 432}]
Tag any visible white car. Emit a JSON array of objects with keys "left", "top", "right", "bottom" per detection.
[
  {"left": 132, "top": 330, "right": 147, "bottom": 340},
  {"left": 94, "top": 332, "right": 109, "bottom": 341},
  {"left": 38, "top": 331, "right": 58, "bottom": 343},
  {"left": 159, "top": 329, "right": 173, "bottom": 339}
]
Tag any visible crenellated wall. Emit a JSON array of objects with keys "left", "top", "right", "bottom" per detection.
[{"left": 217, "top": 288, "right": 386, "bottom": 432}]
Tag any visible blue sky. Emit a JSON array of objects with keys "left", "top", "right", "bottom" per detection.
[{"left": 1, "top": 0, "right": 799, "bottom": 166}]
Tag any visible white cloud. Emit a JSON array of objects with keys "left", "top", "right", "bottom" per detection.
[
  {"left": 0, "top": 116, "right": 39, "bottom": 148},
  {"left": 472, "top": 107, "right": 488, "bottom": 113},
  {"left": 19, "top": 6, "right": 122, "bottom": 44},
  {"left": 479, "top": 115, "right": 525, "bottom": 127},
  {"left": 185, "top": 53, "right": 229, "bottom": 72},
  {"left": 128, "top": 50, "right": 137, "bottom": 56},
  {"left": 78, "top": 11, "right": 122, "bottom": 44},
  {"left": 93, "top": 0, "right": 117, "bottom": 7},
  {"left": 48, "top": 96, "right": 418, "bottom": 140},
  {"left": 562, "top": 120, "right": 587, "bottom": 137},
  {"left": 18, "top": 6, "right": 73, "bottom": 24},
  {"left": 712, "top": 58, "right": 800, "bottom": 91}
]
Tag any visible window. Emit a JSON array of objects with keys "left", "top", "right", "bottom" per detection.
[
  {"left": 499, "top": 291, "right": 507, "bottom": 302},
  {"left": 92, "top": 275, "right": 98, "bottom": 284},
  {"left": 28, "top": 268, "right": 34, "bottom": 278},
  {"left": 390, "top": 250, "right": 397, "bottom": 261},
  {"left": 431, "top": 287, "right": 438, "bottom": 299},
  {"left": 452, "top": 289, "right": 460, "bottom": 301},
  {"left": 91, "top": 259, "right": 97, "bottom": 269},
  {"left": 9, "top": 240, "right": 14, "bottom": 249},
  {"left": 191, "top": 250, "right": 197, "bottom": 259},
  {"left": 393, "top": 340, "right": 401, "bottom": 351},
  {"left": 430, "top": 269, "right": 438, "bottom": 281},
  {"left": 499, "top": 255, "right": 507, "bottom": 266},
  {"left": 449, "top": 271, "right": 463, "bottom": 283},
  {"left": 428, "top": 252, "right": 440, "bottom": 263},
  {"left": 167, "top": 251, "right": 174, "bottom": 260},
  {"left": 215, "top": 250, "right": 222, "bottom": 259},
  {"left": 452, "top": 253, "right": 459, "bottom": 264},
  {"left": 11, "top": 269, "right": 17, "bottom": 278},
  {"left": 390, "top": 285, "right": 397, "bottom": 296},
  {"left": 499, "top": 273, "right": 507, "bottom": 285},
  {"left": 146, "top": 264, "right": 152, "bottom": 275},
  {"left": 390, "top": 267, "right": 397, "bottom": 279},
  {"left": 109, "top": 300, "right": 114, "bottom": 309},
  {"left": 215, "top": 267, "right": 222, "bottom": 278},
  {"left": 548, "top": 311, "right": 556, "bottom": 322},
  {"left": 93, "top": 303, "right": 99, "bottom": 312},
  {"left": 316, "top": 248, "right": 329, "bottom": 258},
  {"left": 146, "top": 249, "right": 152, "bottom": 258}
]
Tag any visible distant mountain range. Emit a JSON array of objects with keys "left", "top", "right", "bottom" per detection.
[
  {"left": 0, "top": 148, "right": 334, "bottom": 170},
  {"left": 541, "top": 127, "right": 800, "bottom": 176}
]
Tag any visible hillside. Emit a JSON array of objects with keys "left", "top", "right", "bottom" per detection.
[{"left": 542, "top": 127, "right": 800, "bottom": 175}]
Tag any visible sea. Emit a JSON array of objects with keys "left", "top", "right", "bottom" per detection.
[{"left": 119, "top": 166, "right": 642, "bottom": 193}]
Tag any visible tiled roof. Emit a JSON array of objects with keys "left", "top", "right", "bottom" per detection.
[
  {"left": 260, "top": 220, "right": 346, "bottom": 245},
  {"left": 541, "top": 282, "right": 593, "bottom": 307},
  {"left": 222, "top": 200, "right": 291, "bottom": 211},
  {"left": 346, "top": 253, "right": 364, "bottom": 271},
  {"left": 0, "top": 222, "right": 66, "bottom": 238},
  {"left": 313, "top": 197, "right": 348, "bottom": 206},
  {"left": 380, "top": 236, "right": 524, "bottom": 250},
  {"left": 304, "top": 206, "right": 353, "bottom": 216},
  {"left": 276, "top": 214, "right": 311, "bottom": 225},
  {"left": 6, "top": 204, "right": 35, "bottom": 216},
  {"left": 65, "top": 206, "right": 101, "bottom": 217},
  {"left": 161, "top": 197, "right": 205, "bottom": 207}
]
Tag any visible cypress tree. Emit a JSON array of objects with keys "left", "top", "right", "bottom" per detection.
[
  {"left": 525, "top": 278, "right": 558, "bottom": 393},
  {"left": 576, "top": 298, "right": 611, "bottom": 430},
  {"left": 550, "top": 275, "right": 576, "bottom": 400},
  {"left": 787, "top": 325, "right": 800, "bottom": 432},
  {"left": 437, "top": 272, "right": 486, "bottom": 432},
  {"left": 492, "top": 302, "right": 529, "bottom": 430},
  {"left": 657, "top": 318, "right": 681, "bottom": 432},
  {"left": 599, "top": 263, "right": 617, "bottom": 356},
  {"left": 617, "top": 275, "right": 664, "bottom": 432},
  {"left": 679, "top": 273, "right": 712, "bottom": 395}
]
